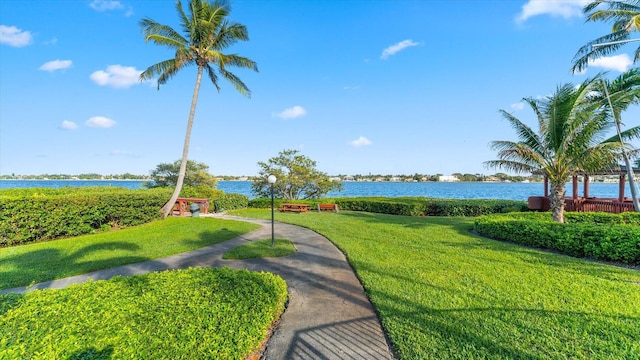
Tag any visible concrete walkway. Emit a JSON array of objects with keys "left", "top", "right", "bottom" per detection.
[{"left": 2, "top": 215, "right": 395, "bottom": 360}]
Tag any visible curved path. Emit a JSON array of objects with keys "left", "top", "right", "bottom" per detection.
[{"left": 2, "top": 215, "right": 395, "bottom": 360}]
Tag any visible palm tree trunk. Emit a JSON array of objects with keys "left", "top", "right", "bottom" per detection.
[
  {"left": 161, "top": 66, "right": 204, "bottom": 218},
  {"left": 549, "top": 181, "right": 566, "bottom": 223}
]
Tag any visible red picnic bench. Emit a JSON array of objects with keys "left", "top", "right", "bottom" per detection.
[
  {"left": 279, "top": 203, "right": 309, "bottom": 213},
  {"left": 172, "top": 197, "right": 209, "bottom": 216},
  {"left": 317, "top": 203, "right": 339, "bottom": 212}
]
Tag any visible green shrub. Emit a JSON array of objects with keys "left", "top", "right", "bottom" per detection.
[
  {"left": 179, "top": 185, "right": 223, "bottom": 200},
  {"left": 0, "top": 187, "right": 171, "bottom": 246},
  {"left": 213, "top": 193, "right": 249, "bottom": 212},
  {"left": 474, "top": 212, "right": 640, "bottom": 264},
  {"left": 332, "top": 197, "right": 528, "bottom": 217},
  {"left": 0, "top": 267, "right": 288, "bottom": 359}
]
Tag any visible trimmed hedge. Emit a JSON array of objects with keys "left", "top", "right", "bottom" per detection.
[
  {"left": 0, "top": 187, "right": 171, "bottom": 246},
  {"left": 248, "top": 197, "right": 526, "bottom": 216},
  {"left": 474, "top": 212, "right": 640, "bottom": 265},
  {"left": 214, "top": 193, "right": 249, "bottom": 212}
]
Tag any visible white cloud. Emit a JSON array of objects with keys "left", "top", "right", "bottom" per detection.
[
  {"left": 587, "top": 54, "right": 633, "bottom": 72},
  {"left": 510, "top": 102, "right": 525, "bottom": 111},
  {"left": 39, "top": 59, "right": 72, "bottom": 72},
  {"left": 86, "top": 116, "right": 116, "bottom": 128},
  {"left": 381, "top": 40, "right": 421, "bottom": 60},
  {"left": 90, "top": 0, "right": 124, "bottom": 11},
  {"left": 44, "top": 37, "right": 58, "bottom": 45},
  {"left": 343, "top": 85, "right": 361, "bottom": 91},
  {"left": 515, "top": 0, "right": 589, "bottom": 24},
  {"left": 90, "top": 65, "right": 143, "bottom": 88},
  {"left": 274, "top": 105, "right": 307, "bottom": 119},
  {"left": 60, "top": 120, "right": 78, "bottom": 130},
  {"left": 0, "top": 25, "right": 33, "bottom": 47},
  {"left": 350, "top": 136, "right": 372, "bottom": 148}
]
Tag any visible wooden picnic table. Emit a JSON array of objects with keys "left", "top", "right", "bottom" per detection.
[{"left": 279, "top": 203, "right": 309, "bottom": 213}]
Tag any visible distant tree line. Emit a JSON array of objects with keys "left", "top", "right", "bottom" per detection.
[{"left": 0, "top": 174, "right": 150, "bottom": 180}]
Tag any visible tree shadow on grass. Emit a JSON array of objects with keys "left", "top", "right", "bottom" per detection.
[
  {"left": 66, "top": 346, "right": 114, "bottom": 360},
  {"left": 181, "top": 228, "right": 250, "bottom": 248},
  {"left": 357, "top": 261, "right": 640, "bottom": 359},
  {"left": 0, "top": 242, "right": 144, "bottom": 291}
]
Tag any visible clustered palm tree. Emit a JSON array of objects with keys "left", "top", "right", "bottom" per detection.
[
  {"left": 140, "top": 0, "right": 257, "bottom": 218},
  {"left": 485, "top": 74, "right": 639, "bottom": 223},
  {"left": 571, "top": 0, "right": 640, "bottom": 74}
]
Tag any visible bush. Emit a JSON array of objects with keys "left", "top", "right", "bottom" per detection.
[
  {"left": 179, "top": 185, "right": 223, "bottom": 200},
  {"left": 0, "top": 187, "right": 171, "bottom": 246},
  {"left": 474, "top": 212, "right": 640, "bottom": 265},
  {"left": 0, "top": 267, "right": 288, "bottom": 359},
  {"left": 248, "top": 197, "right": 526, "bottom": 217},
  {"left": 333, "top": 197, "right": 528, "bottom": 217},
  {"left": 213, "top": 193, "right": 249, "bottom": 212}
]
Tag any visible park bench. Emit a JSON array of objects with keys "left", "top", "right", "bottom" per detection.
[
  {"left": 317, "top": 203, "right": 339, "bottom": 212},
  {"left": 173, "top": 197, "right": 209, "bottom": 216},
  {"left": 279, "top": 203, "right": 309, "bottom": 213}
]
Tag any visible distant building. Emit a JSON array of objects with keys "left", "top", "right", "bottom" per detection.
[{"left": 439, "top": 175, "right": 459, "bottom": 182}]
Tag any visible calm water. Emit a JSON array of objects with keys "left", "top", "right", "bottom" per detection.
[{"left": 0, "top": 179, "right": 631, "bottom": 201}]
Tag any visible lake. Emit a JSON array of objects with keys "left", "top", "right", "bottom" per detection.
[{"left": 0, "top": 179, "right": 631, "bottom": 201}]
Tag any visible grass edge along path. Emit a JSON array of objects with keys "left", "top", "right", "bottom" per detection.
[
  {"left": 223, "top": 238, "right": 296, "bottom": 260},
  {"left": 230, "top": 209, "right": 640, "bottom": 360},
  {"left": 0, "top": 267, "right": 288, "bottom": 359},
  {"left": 0, "top": 217, "right": 259, "bottom": 290}
]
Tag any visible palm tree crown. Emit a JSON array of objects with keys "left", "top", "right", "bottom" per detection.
[
  {"left": 572, "top": 0, "right": 640, "bottom": 73},
  {"left": 140, "top": 0, "right": 257, "bottom": 94},
  {"left": 485, "top": 76, "right": 632, "bottom": 222},
  {"left": 139, "top": 0, "right": 257, "bottom": 218}
]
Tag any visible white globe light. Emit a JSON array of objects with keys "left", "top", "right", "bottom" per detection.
[{"left": 268, "top": 175, "right": 277, "bottom": 184}]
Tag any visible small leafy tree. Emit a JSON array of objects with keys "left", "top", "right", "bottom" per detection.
[
  {"left": 252, "top": 149, "right": 343, "bottom": 199},
  {"left": 146, "top": 160, "right": 217, "bottom": 189}
]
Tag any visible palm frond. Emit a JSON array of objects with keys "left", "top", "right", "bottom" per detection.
[
  {"left": 219, "top": 68, "right": 251, "bottom": 97},
  {"left": 204, "top": 64, "right": 221, "bottom": 92},
  {"left": 140, "top": 18, "right": 188, "bottom": 49},
  {"left": 571, "top": 31, "right": 631, "bottom": 73}
]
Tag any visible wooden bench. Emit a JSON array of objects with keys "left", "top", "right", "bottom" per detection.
[
  {"left": 279, "top": 203, "right": 309, "bottom": 213},
  {"left": 172, "top": 197, "right": 209, "bottom": 216},
  {"left": 317, "top": 203, "right": 339, "bottom": 212}
]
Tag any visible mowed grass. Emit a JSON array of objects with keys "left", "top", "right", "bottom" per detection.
[
  {"left": 0, "top": 217, "right": 259, "bottom": 290},
  {"left": 223, "top": 238, "right": 296, "bottom": 260},
  {"left": 230, "top": 209, "right": 640, "bottom": 360}
]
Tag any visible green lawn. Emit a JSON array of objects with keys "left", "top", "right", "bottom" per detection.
[
  {"left": 230, "top": 209, "right": 640, "bottom": 360},
  {"left": 223, "top": 238, "right": 296, "bottom": 260},
  {"left": 0, "top": 217, "right": 259, "bottom": 290}
]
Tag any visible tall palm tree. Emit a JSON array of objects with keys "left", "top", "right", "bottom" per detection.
[
  {"left": 572, "top": 0, "right": 640, "bottom": 74},
  {"left": 485, "top": 76, "right": 631, "bottom": 223},
  {"left": 139, "top": 0, "right": 258, "bottom": 218},
  {"left": 596, "top": 68, "right": 640, "bottom": 210}
]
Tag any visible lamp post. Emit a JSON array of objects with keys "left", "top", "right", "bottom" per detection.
[
  {"left": 268, "top": 175, "right": 277, "bottom": 247},
  {"left": 593, "top": 39, "right": 640, "bottom": 212}
]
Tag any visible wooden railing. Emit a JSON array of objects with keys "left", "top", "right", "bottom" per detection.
[{"left": 529, "top": 196, "right": 635, "bottom": 214}]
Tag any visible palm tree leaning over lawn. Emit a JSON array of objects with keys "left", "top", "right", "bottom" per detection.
[
  {"left": 571, "top": 0, "right": 640, "bottom": 74},
  {"left": 485, "top": 76, "right": 632, "bottom": 223},
  {"left": 140, "top": 0, "right": 257, "bottom": 218}
]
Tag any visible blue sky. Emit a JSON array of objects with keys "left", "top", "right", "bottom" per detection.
[{"left": 1, "top": 0, "right": 638, "bottom": 177}]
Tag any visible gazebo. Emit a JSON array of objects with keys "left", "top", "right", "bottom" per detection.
[{"left": 528, "top": 166, "right": 640, "bottom": 214}]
